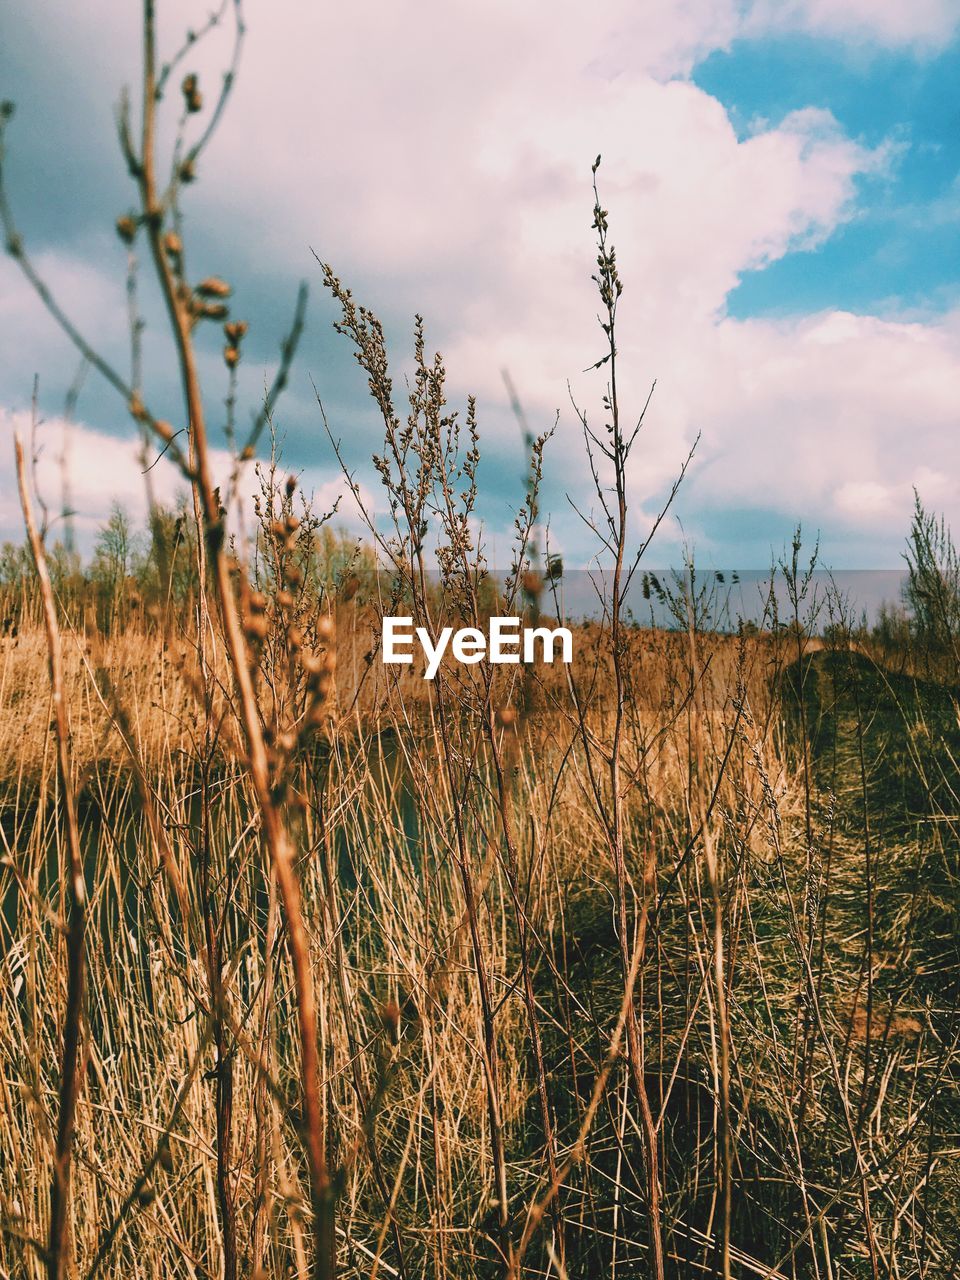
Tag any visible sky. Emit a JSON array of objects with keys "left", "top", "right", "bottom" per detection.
[{"left": 0, "top": 0, "right": 958, "bottom": 573}]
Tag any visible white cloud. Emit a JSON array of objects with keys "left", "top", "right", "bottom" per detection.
[
  {"left": 676, "top": 307, "right": 960, "bottom": 547},
  {"left": 748, "top": 0, "right": 960, "bottom": 49},
  {"left": 2, "top": 0, "right": 957, "bottom": 567},
  {"left": 0, "top": 410, "right": 186, "bottom": 544},
  {"left": 0, "top": 407, "right": 375, "bottom": 554}
]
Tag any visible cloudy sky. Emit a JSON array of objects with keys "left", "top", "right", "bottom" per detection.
[{"left": 1, "top": 0, "right": 958, "bottom": 570}]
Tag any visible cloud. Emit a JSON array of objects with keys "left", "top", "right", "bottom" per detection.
[
  {"left": 747, "top": 0, "right": 960, "bottom": 49},
  {"left": 674, "top": 307, "right": 960, "bottom": 557},
  {"left": 0, "top": 410, "right": 187, "bottom": 544},
  {"left": 0, "top": 405, "right": 376, "bottom": 555},
  {"left": 1, "top": 0, "right": 957, "bottom": 569}
]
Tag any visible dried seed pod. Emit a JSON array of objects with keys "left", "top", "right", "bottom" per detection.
[
  {"left": 284, "top": 514, "right": 300, "bottom": 533},
  {"left": 248, "top": 591, "right": 267, "bottom": 612},
  {"left": 179, "top": 158, "right": 196, "bottom": 184},
  {"left": 285, "top": 565, "right": 303, "bottom": 587},
  {"left": 224, "top": 320, "right": 248, "bottom": 343},
  {"left": 194, "top": 299, "right": 228, "bottom": 321},
  {"left": 285, "top": 473, "right": 297, "bottom": 497},
  {"left": 277, "top": 590, "right": 294, "bottom": 609},
  {"left": 245, "top": 613, "right": 268, "bottom": 641},
  {"left": 128, "top": 393, "right": 146, "bottom": 422},
  {"left": 164, "top": 230, "right": 183, "bottom": 257},
  {"left": 287, "top": 626, "right": 303, "bottom": 650},
  {"left": 196, "top": 276, "right": 231, "bottom": 298},
  {"left": 115, "top": 214, "right": 137, "bottom": 244},
  {"left": 181, "top": 73, "right": 202, "bottom": 113},
  {"left": 322, "top": 649, "right": 337, "bottom": 674},
  {"left": 301, "top": 653, "right": 323, "bottom": 676},
  {"left": 270, "top": 520, "right": 287, "bottom": 540},
  {"left": 223, "top": 345, "right": 239, "bottom": 368},
  {"left": 497, "top": 705, "right": 517, "bottom": 728},
  {"left": 316, "top": 616, "right": 335, "bottom": 643},
  {"left": 136, "top": 1184, "right": 156, "bottom": 1206}
]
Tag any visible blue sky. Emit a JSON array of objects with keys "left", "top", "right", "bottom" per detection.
[
  {"left": 696, "top": 34, "right": 960, "bottom": 318},
  {"left": 1, "top": 0, "right": 958, "bottom": 574}
]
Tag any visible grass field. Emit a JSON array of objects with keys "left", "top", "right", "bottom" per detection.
[{"left": 2, "top": 592, "right": 959, "bottom": 1279}]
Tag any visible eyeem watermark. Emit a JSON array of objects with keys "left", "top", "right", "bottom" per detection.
[{"left": 383, "top": 616, "right": 573, "bottom": 680}]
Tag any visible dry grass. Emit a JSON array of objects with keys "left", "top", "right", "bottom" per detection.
[{"left": 2, "top": 604, "right": 958, "bottom": 1278}]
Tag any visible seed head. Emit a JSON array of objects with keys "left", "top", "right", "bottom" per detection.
[
  {"left": 223, "top": 345, "right": 240, "bottom": 368},
  {"left": 197, "top": 276, "right": 231, "bottom": 298},
  {"left": 181, "top": 73, "right": 202, "bottom": 113},
  {"left": 194, "top": 299, "right": 229, "bottom": 321},
  {"left": 116, "top": 214, "right": 137, "bottom": 244}
]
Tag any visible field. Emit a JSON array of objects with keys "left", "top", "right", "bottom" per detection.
[{"left": 2, "top": 583, "right": 959, "bottom": 1279}]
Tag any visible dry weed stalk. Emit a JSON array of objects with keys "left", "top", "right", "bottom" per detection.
[
  {"left": 14, "top": 433, "right": 87, "bottom": 1280},
  {"left": 1, "top": 3, "right": 334, "bottom": 1274}
]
